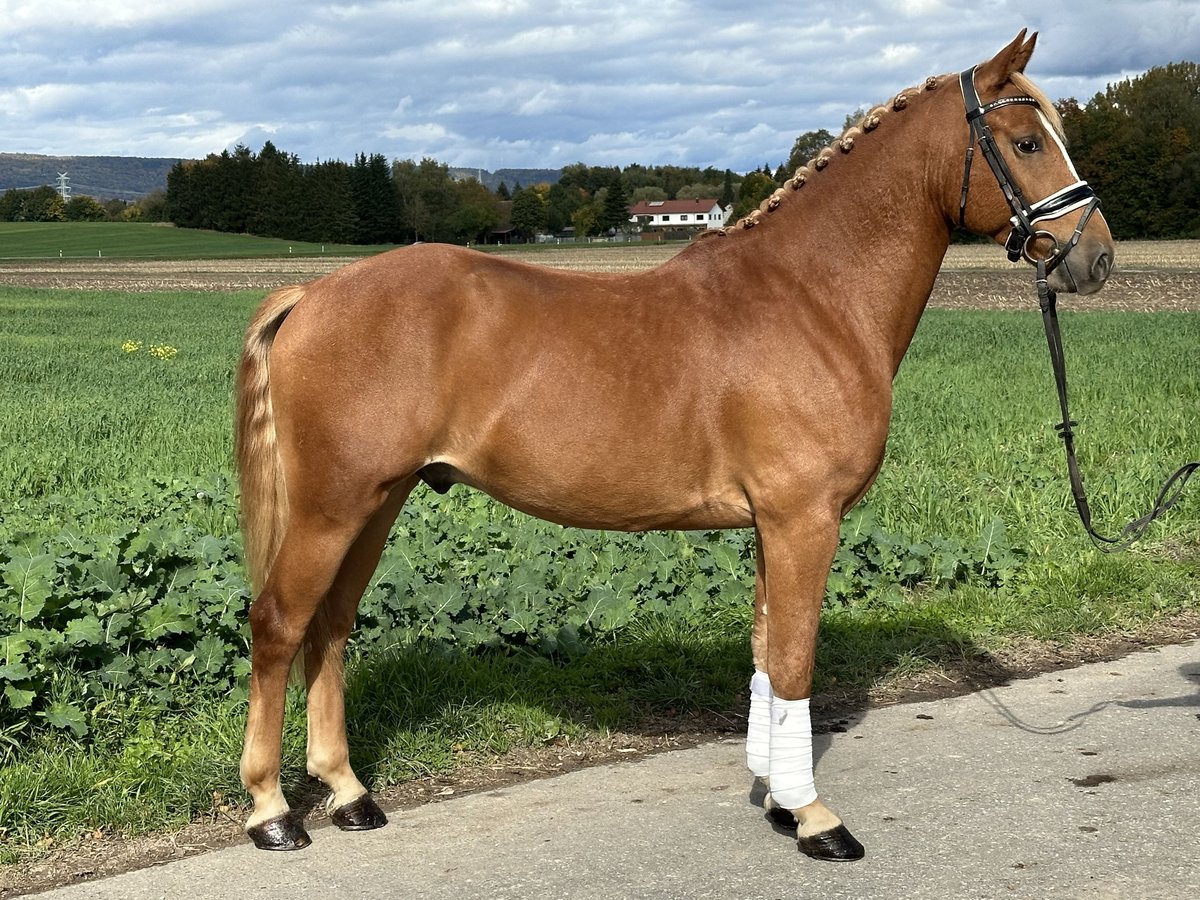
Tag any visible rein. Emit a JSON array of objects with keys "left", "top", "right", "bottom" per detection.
[
  {"left": 1034, "top": 262, "right": 1199, "bottom": 550},
  {"left": 959, "top": 67, "right": 1199, "bottom": 550}
]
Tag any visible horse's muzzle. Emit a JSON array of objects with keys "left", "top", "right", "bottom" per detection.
[{"left": 1049, "top": 238, "right": 1114, "bottom": 295}]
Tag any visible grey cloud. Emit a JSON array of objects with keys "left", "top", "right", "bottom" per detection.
[{"left": 1, "top": 0, "right": 1193, "bottom": 170}]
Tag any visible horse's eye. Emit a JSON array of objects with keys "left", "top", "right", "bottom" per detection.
[{"left": 1016, "top": 138, "right": 1041, "bottom": 155}]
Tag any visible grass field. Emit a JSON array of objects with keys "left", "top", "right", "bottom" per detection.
[
  {"left": 0, "top": 222, "right": 392, "bottom": 260},
  {"left": 0, "top": 240, "right": 1197, "bottom": 869},
  {"left": 0, "top": 285, "right": 1196, "bottom": 542}
]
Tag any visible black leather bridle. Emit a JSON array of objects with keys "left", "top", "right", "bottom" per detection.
[
  {"left": 958, "top": 65, "right": 1101, "bottom": 274},
  {"left": 958, "top": 65, "right": 1197, "bottom": 550}
]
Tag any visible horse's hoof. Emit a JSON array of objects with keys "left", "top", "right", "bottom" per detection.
[
  {"left": 331, "top": 794, "right": 388, "bottom": 831},
  {"left": 246, "top": 814, "right": 312, "bottom": 851},
  {"left": 797, "top": 824, "right": 865, "bottom": 861},
  {"left": 765, "top": 804, "right": 798, "bottom": 831}
]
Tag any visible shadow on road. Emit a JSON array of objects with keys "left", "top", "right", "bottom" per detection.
[{"left": 268, "top": 605, "right": 1024, "bottom": 818}]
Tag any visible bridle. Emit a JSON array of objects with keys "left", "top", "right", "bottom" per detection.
[
  {"left": 957, "top": 65, "right": 1100, "bottom": 275},
  {"left": 957, "top": 65, "right": 1197, "bottom": 550}
]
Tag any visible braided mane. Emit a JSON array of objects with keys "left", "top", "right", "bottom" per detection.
[
  {"left": 694, "top": 68, "right": 1065, "bottom": 243},
  {"left": 696, "top": 74, "right": 954, "bottom": 240}
]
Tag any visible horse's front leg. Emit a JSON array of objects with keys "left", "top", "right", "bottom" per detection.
[{"left": 752, "top": 508, "right": 865, "bottom": 861}]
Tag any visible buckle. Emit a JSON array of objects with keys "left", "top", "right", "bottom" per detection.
[{"left": 1004, "top": 229, "right": 1025, "bottom": 262}]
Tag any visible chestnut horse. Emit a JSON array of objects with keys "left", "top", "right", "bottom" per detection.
[{"left": 235, "top": 31, "right": 1113, "bottom": 859}]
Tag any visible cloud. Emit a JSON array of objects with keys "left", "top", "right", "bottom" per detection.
[{"left": 1, "top": 0, "right": 1194, "bottom": 172}]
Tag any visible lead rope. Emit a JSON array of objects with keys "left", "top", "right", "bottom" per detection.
[{"left": 1036, "top": 259, "right": 1199, "bottom": 550}]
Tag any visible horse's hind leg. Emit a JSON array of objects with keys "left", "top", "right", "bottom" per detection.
[
  {"left": 241, "top": 486, "right": 394, "bottom": 850},
  {"left": 303, "top": 478, "right": 415, "bottom": 831}
]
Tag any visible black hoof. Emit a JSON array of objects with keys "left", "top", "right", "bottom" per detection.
[
  {"left": 331, "top": 794, "right": 388, "bottom": 831},
  {"left": 766, "top": 804, "right": 798, "bottom": 832},
  {"left": 797, "top": 824, "right": 865, "bottom": 861},
  {"left": 247, "top": 814, "right": 312, "bottom": 851}
]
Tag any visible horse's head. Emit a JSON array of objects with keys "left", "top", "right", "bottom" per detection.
[{"left": 958, "top": 31, "right": 1114, "bottom": 295}]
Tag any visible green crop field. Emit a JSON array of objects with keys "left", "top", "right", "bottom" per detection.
[
  {"left": 0, "top": 222, "right": 393, "bottom": 260},
  {"left": 0, "top": 273, "right": 1196, "bottom": 862}
]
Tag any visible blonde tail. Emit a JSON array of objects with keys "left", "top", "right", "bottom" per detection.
[{"left": 235, "top": 284, "right": 305, "bottom": 594}]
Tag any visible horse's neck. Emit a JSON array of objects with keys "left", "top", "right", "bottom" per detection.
[{"left": 694, "top": 93, "right": 958, "bottom": 374}]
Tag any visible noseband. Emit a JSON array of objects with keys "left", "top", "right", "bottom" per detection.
[{"left": 957, "top": 65, "right": 1100, "bottom": 274}]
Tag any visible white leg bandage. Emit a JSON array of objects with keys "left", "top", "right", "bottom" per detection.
[
  {"left": 745, "top": 671, "right": 772, "bottom": 777},
  {"left": 768, "top": 696, "right": 817, "bottom": 810}
]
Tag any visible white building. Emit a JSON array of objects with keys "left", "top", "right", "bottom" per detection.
[{"left": 627, "top": 198, "right": 731, "bottom": 232}]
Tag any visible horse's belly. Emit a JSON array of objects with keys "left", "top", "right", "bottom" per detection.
[
  {"left": 426, "top": 454, "right": 753, "bottom": 532},
  {"left": 485, "top": 487, "right": 755, "bottom": 532}
]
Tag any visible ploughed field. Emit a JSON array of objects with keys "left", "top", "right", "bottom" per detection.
[{"left": 0, "top": 240, "right": 1197, "bottom": 310}]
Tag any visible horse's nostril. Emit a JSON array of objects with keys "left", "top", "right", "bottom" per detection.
[{"left": 1092, "top": 251, "right": 1112, "bottom": 282}]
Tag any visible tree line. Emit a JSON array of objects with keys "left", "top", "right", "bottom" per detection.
[
  {"left": 0, "top": 185, "right": 166, "bottom": 223},
  {"left": 5, "top": 62, "right": 1193, "bottom": 243},
  {"left": 165, "top": 144, "right": 401, "bottom": 244},
  {"left": 1057, "top": 61, "right": 1199, "bottom": 240},
  {"left": 162, "top": 147, "right": 750, "bottom": 244}
]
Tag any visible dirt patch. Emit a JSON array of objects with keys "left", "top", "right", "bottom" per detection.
[
  {"left": 5, "top": 610, "right": 1198, "bottom": 897},
  {"left": 0, "top": 241, "right": 1197, "bottom": 310}
]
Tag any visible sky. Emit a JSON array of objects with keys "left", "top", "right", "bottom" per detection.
[{"left": 2, "top": 0, "right": 1198, "bottom": 173}]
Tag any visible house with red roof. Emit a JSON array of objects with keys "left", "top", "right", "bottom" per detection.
[{"left": 627, "top": 198, "right": 731, "bottom": 235}]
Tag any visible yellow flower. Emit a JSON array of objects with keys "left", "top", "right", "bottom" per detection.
[
  {"left": 121, "top": 340, "right": 143, "bottom": 353},
  {"left": 149, "top": 344, "right": 178, "bottom": 360}
]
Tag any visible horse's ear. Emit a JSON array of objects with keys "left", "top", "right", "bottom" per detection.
[{"left": 975, "top": 30, "right": 1038, "bottom": 94}]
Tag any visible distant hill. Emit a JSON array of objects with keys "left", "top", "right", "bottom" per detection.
[
  {"left": 448, "top": 167, "right": 562, "bottom": 191},
  {"left": 0, "top": 153, "right": 183, "bottom": 201},
  {"left": 1, "top": 156, "right": 561, "bottom": 200}
]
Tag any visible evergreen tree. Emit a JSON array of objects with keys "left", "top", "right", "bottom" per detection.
[
  {"left": 352, "top": 153, "right": 401, "bottom": 243},
  {"left": 720, "top": 169, "right": 735, "bottom": 208},
  {"left": 302, "top": 160, "right": 357, "bottom": 244},
  {"left": 222, "top": 144, "right": 255, "bottom": 234},
  {"left": 599, "top": 175, "right": 629, "bottom": 233},
  {"left": 249, "top": 141, "right": 301, "bottom": 238},
  {"left": 0, "top": 189, "right": 23, "bottom": 221}
]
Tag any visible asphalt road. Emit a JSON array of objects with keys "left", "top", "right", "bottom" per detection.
[{"left": 38, "top": 640, "right": 1200, "bottom": 900}]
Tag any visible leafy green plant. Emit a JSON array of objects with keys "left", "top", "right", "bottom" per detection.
[
  {"left": 0, "top": 472, "right": 1023, "bottom": 743},
  {"left": 826, "top": 505, "right": 1024, "bottom": 608},
  {"left": 0, "top": 477, "right": 250, "bottom": 738}
]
